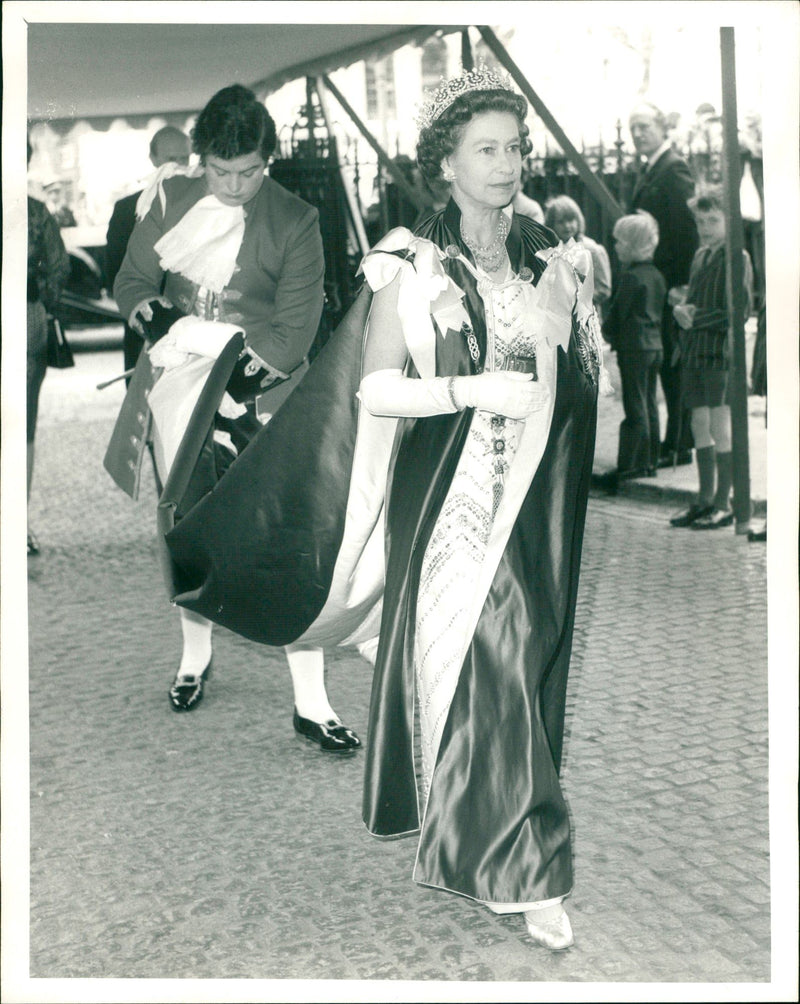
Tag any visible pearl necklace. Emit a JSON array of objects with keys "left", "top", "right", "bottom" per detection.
[{"left": 460, "top": 214, "right": 510, "bottom": 272}]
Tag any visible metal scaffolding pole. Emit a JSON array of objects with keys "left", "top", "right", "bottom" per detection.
[
  {"left": 318, "top": 74, "right": 429, "bottom": 214},
  {"left": 461, "top": 27, "right": 474, "bottom": 71},
  {"left": 477, "top": 24, "right": 624, "bottom": 221},
  {"left": 312, "top": 77, "right": 371, "bottom": 257},
  {"left": 719, "top": 27, "right": 752, "bottom": 533}
]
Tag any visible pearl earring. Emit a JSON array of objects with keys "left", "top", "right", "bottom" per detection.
[{"left": 443, "top": 169, "right": 456, "bottom": 182}]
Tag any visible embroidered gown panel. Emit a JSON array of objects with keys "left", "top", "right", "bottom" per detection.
[
  {"left": 363, "top": 202, "right": 598, "bottom": 906},
  {"left": 415, "top": 278, "right": 553, "bottom": 801}
]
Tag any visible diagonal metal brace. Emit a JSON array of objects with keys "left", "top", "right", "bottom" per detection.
[{"left": 477, "top": 25, "right": 624, "bottom": 221}]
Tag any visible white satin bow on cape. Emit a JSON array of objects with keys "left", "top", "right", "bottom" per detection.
[{"left": 360, "top": 228, "right": 606, "bottom": 386}]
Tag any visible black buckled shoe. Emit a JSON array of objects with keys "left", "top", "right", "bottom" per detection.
[
  {"left": 168, "top": 659, "right": 212, "bottom": 712},
  {"left": 293, "top": 709, "right": 361, "bottom": 754},
  {"left": 669, "top": 502, "right": 714, "bottom": 527},
  {"left": 691, "top": 507, "right": 734, "bottom": 530}
]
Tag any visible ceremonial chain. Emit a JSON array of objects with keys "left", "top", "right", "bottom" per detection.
[
  {"left": 459, "top": 319, "right": 511, "bottom": 517},
  {"left": 460, "top": 214, "right": 510, "bottom": 272},
  {"left": 460, "top": 322, "right": 481, "bottom": 368},
  {"left": 488, "top": 413, "right": 509, "bottom": 517}
]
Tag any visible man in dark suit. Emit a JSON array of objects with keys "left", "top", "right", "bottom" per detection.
[
  {"left": 630, "top": 102, "right": 698, "bottom": 465},
  {"left": 105, "top": 126, "right": 190, "bottom": 376}
]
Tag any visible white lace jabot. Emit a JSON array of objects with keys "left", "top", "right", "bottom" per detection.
[
  {"left": 136, "top": 162, "right": 246, "bottom": 294},
  {"left": 154, "top": 196, "right": 245, "bottom": 293}
]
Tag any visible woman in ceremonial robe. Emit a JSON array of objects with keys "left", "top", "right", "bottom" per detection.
[
  {"left": 355, "top": 68, "right": 602, "bottom": 948},
  {"left": 156, "top": 70, "right": 602, "bottom": 947}
]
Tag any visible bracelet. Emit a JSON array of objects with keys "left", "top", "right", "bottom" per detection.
[{"left": 446, "top": 376, "right": 462, "bottom": 411}]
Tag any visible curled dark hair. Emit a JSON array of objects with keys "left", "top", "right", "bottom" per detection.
[
  {"left": 416, "top": 89, "right": 532, "bottom": 184},
  {"left": 192, "top": 84, "right": 277, "bottom": 163}
]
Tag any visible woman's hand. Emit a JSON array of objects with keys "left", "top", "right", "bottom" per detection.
[
  {"left": 672, "top": 303, "right": 696, "bottom": 331},
  {"left": 454, "top": 371, "right": 549, "bottom": 420}
]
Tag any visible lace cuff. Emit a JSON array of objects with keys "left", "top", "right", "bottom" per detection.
[{"left": 242, "top": 345, "right": 289, "bottom": 385}]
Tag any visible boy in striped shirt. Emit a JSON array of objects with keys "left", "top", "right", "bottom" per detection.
[{"left": 669, "top": 186, "right": 753, "bottom": 529}]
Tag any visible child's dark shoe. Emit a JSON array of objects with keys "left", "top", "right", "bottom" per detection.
[
  {"left": 691, "top": 507, "right": 734, "bottom": 530},
  {"left": 669, "top": 503, "right": 713, "bottom": 527}
]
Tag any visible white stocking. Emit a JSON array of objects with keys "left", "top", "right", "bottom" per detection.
[
  {"left": 284, "top": 643, "right": 337, "bottom": 723},
  {"left": 178, "top": 608, "right": 213, "bottom": 678}
]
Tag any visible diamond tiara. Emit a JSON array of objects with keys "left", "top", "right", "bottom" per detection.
[{"left": 415, "top": 64, "right": 515, "bottom": 130}]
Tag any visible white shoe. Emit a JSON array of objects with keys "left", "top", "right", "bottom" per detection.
[{"left": 524, "top": 906, "right": 574, "bottom": 950}]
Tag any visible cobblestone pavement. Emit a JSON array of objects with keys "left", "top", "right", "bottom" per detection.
[{"left": 5, "top": 349, "right": 794, "bottom": 1001}]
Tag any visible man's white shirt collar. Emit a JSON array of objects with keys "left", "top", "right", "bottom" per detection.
[{"left": 644, "top": 140, "right": 672, "bottom": 170}]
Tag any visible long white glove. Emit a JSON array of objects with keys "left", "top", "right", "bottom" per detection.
[
  {"left": 455, "top": 370, "right": 548, "bottom": 419},
  {"left": 358, "top": 369, "right": 453, "bottom": 417},
  {"left": 358, "top": 368, "right": 548, "bottom": 421}
]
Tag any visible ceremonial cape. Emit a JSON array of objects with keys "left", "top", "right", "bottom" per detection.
[{"left": 158, "top": 200, "right": 599, "bottom": 904}]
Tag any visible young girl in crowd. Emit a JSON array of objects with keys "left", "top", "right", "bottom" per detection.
[{"left": 544, "top": 194, "right": 612, "bottom": 319}]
